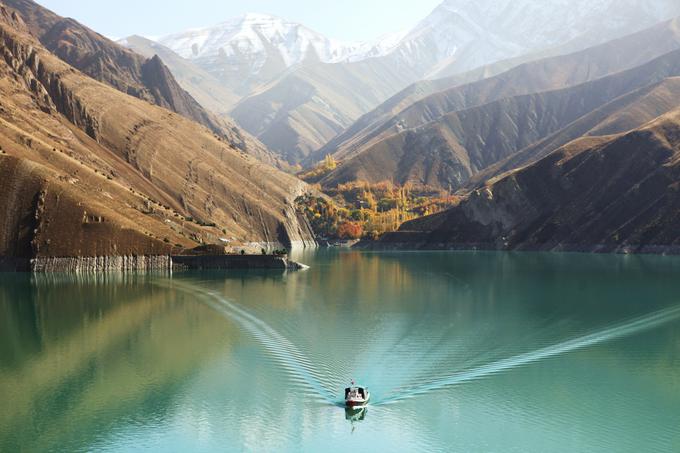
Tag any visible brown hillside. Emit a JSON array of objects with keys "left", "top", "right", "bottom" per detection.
[
  {"left": 381, "top": 109, "right": 680, "bottom": 253},
  {"left": 0, "top": 2, "right": 315, "bottom": 259},
  {"left": 120, "top": 35, "right": 288, "bottom": 170},
  {"left": 468, "top": 77, "right": 680, "bottom": 188},
  {"left": 2, "top": 0, "right": 280, "bottom": 166}
]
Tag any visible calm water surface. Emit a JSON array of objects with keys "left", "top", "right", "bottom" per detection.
[{"left": 1, "top": 251, "right": 679, "bottom": 452}]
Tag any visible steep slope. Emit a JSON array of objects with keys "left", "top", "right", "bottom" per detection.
[
  {"left": 0, "top": 3, "right": 315, "bottom": 261},
  {"left": 2, "top": 0, "right": 283, "bottom": 168},
  {"left": 468, "top": 78, "right": 680, "bottom": 189},
  {"left": 119, "top": 35, "right": 239, "bottom": 113},
  {"left": 379, "top": 109, "right": 680, "bottom": 253},
  {"left": 319, "top": 17, "right": 680, "bottom": 163},
  {"left": 4, "top": 0, "right": 225, "bottom": 131},
  {"left": 119, "top": 35, "right": 286, "bottom": 169},
  {"left": 320, "top": 47, "right": 680, "bottom": 190},
  {"left": 229, "top": 58, "right": 421, "bottom": 165}
]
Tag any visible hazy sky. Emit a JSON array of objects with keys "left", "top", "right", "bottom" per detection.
[{"left": 38, "top": 0, "right": 442, "bottom": 41}]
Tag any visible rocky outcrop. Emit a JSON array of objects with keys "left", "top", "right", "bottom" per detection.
[{"left": 0, "top": 26, "right": 100, "bottom": 139}]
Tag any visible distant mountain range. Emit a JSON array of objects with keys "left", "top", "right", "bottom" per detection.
[{"left": 125, "top": 0, "right": 680, "bottom": 165}]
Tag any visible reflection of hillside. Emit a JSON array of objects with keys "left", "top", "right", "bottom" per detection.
[{"left": 0, "top": 275, "right": 235, "bottom": 452}]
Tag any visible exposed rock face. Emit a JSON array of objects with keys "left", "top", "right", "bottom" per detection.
[
  {"left": 0, "top": 5, "right": 316, "bottom": 264},
  {"left": 379, "top": 110, "right": 680, "bottom": 253},
  {"left": 0, "top": 26, "right": 100, "bottom": 138}
]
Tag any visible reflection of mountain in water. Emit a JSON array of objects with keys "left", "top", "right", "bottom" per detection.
[{"left": 0, "top": 274, "right": 236, "bottom": 452}]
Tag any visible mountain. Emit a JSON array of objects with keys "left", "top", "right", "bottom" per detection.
[
  {"left": 5, "top": 0, "right": 286, "bottom": 170},
  {"left": 319, "top": 47, "right": 680, "bottom": 191},
  {"left": 154, "top": 1, "right": 680, "bottom": 166},
  {"left": 118, "top": 35, "right": 285, "bottom": 169},
  {"left": 378, "top": 108, "right": 680, "bottom": 253},
  {"left": 0, "top": 1, "right": 315, "bottom": 263},
  {"left": 422, "top": 0, "right": 680, "bottom": 79},
  {"left": 228, "top": 58, "right": 421, "bottom": 165},
  {"left": 158, "top": 13, "right": 366, "bottom": 97},
  {"left": 3, "top": 0, "right": 235, "bottom": 135},
  {"left": 466, "top": 76, "right": 680, "bottom": 190},
  {"left": 318, "top": 17, "right": 680, "bottom": 165},
  {"left": 120, "top": 35, "right": 240, "bottom": 114}
]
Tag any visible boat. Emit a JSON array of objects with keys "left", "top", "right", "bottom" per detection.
[{"left": 345, "top": 381, "right": 370, "bottom": 408}]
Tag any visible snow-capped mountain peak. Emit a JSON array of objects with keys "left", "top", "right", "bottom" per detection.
[
  {"left": 159, "top": 13, "right": 363, "bottom": 69},
  {"left": 154, "top": 0, "right": 680, "bottom": 93}
]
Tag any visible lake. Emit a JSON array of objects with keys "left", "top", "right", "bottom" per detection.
[{"left": 1, "top": 251, "right": 679, "bottom": 452}]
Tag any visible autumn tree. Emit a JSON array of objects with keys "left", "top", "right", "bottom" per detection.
[
  {"left": 324, "top": 154, "right": 337, "bottom": 170},
  {"left": 337, "top": 221, "right": 364, "bottom": 240}
]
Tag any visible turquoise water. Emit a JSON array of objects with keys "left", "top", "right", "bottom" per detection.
[{"left": 1, "top": 251, "right": 680, "bottom": 452}]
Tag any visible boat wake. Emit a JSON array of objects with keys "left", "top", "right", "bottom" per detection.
[
  {"left": 166, "top": 279, "right": 680, "bottom": 408},
  {"left": 168, "top": 280, "right": 340, "bottom": 406},
  {"left": 375, "top": 304, "right": 680, "bottom": 405}
]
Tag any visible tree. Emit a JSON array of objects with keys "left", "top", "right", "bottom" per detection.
[
  {"left": 324, "top": 154, "right": 337, "bottom": 170},
  {"left": 337, "top": 221, "right": 364, "bottom": 240}
]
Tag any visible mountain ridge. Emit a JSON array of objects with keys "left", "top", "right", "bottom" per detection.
[
  {"left": 377, "top": 108, "right": 680, "bottom": 253},
  {"left": 317, "top": 16, "right": 680, "bottom": 166},
  {"left": 319, "top": 48, "right": 680, "bottom": 192}
]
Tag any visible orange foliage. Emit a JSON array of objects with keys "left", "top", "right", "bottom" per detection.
[{"left": 337, "top": 221, "right": 364, "bottom": 240}]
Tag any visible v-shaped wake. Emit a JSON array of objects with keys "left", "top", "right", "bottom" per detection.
[
  {"left": 168, "top": 279, "right": 680, "bottom": 408},
  {"left": 375, "top": 304, "right": 680, "bottom": 405},
  {"left": 169, "top": 280, "right": 340, "bottom": 405}
]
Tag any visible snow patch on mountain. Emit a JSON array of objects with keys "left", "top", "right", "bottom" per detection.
[
  {"left": 155, "top": 1, "right": 680, "bottom": 87},
  {"left": 159, "top": 13, "right": 365, "bottom": 68}
]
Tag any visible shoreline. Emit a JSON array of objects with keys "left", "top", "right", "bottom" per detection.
[
  {"left": 0, "top": 254, "right": 309, "bottom": 273},
  {"left": 355, "top": 236, "right": 680, "bottom": 256}
]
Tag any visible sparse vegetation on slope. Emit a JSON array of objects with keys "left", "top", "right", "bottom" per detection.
[{"left": 296, "top": 181, "right": 458, "bottom": 240}]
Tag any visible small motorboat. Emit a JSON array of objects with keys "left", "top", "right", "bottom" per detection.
[{"left": 345, "top": 381, "right": 370, "bottom": 408}]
